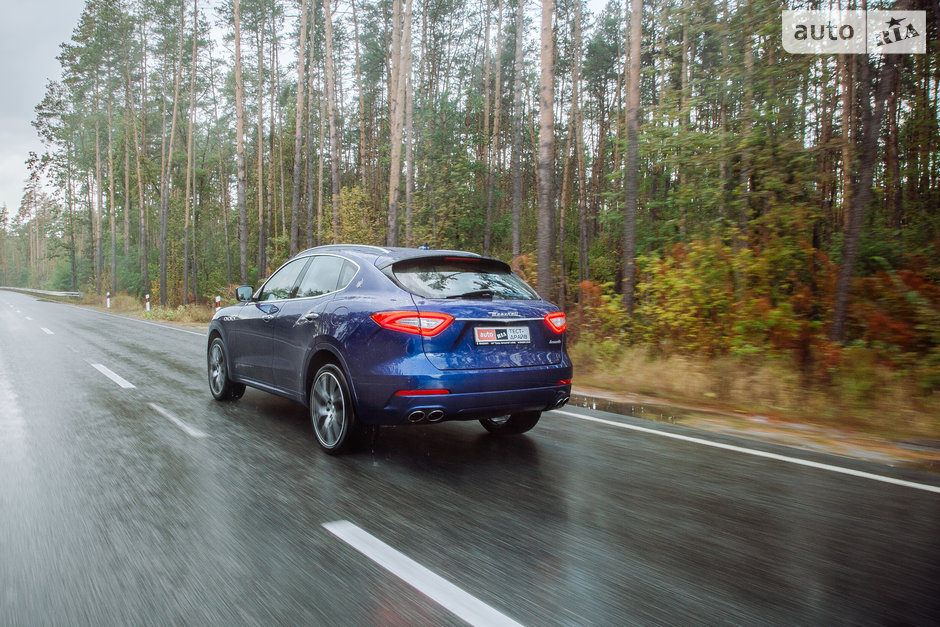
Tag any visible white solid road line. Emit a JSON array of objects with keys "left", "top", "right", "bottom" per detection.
[
  {"left": 148, "top": 403, "right": 208, "bottom": 439},
  {"left": 90, "top": 363, "right": 136, "bottom": 389},
  {"left": 76, "top": 305, "right": 205, "bottom": 337},
  {"left": 323, "top": 520, "right": 523, "bottom": 627},
  {"left": 552, "top": 409, "right": 940, "bottom": 495}
]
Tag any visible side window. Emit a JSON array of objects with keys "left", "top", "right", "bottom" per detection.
[
  {"left": 337, "top": 260, "right": 358, "bottom": 290},
  {"left": 258, "top": 258, "right": 309, "bottom": 301},
  {"left": 296, "top": 255, "right": 347, "bottom": 298}
]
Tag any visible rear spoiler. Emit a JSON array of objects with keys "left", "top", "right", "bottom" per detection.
[{"left": 373, "top": 251, "right": 511, "bottom": 272}]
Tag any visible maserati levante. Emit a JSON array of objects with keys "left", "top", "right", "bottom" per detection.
[{"left": 207, "top": 245, "right": 572, "bottom": 453}]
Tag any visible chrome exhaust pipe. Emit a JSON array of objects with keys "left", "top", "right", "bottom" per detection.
[
  {"left": 407, "top": 410, "right": 426, "bottom": 423},
  {"left": 427, "top": 410, "right": 445, "bottom": 423},
  {"left": 552, "top": 396, "right": 570, "bottom": 409}
]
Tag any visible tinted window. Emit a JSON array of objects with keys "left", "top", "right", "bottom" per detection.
[
  {"left": 258, "top": 258, "right": 309, "bottom": 301},
  {"left": 338, "top": 260, "right": 358, "bottom": 289},
  {"left": 391, "top": 258, "right": 539, "bottom": 300},
  {"left": 296, "top": 255, "right": 349, "bottom": 298}
]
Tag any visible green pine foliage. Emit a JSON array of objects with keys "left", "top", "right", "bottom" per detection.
[{"left": 1, "top": 0, "right": 937, "bottom": 422}]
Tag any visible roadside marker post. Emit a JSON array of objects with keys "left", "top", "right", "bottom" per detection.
[
  {"left": 106, "top": 292, "right": 111, "bottom": 309},
  {"left": 145, "top": 293, "right": 150, "bottom": 312},
  {"left": 215, "top": 296, "right": 221, "bottom": 312}
]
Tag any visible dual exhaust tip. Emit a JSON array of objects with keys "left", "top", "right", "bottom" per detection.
[
  {"left": 407, "top": 398, "right": 567, "bottom": 424},
  {"left": 407, "top": 409, "right": 445, "bottom": 423}
]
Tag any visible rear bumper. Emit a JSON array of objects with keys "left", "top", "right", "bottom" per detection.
[
  {"left": 382, "top": 385, "right": 571, "bottom": 424},
  {"left": 352, "top": 363, "right": 572, "bottom": 425}
]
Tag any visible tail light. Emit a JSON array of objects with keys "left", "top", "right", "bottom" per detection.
[
  {"left": 371, "top": 311, "right": 454, "bottom": 337},
  {"left": 394, "top": 389, "right": 451, "bottom": 396},
  {"left": 544, "top": 311, "right": 567, "bottom": 333}
]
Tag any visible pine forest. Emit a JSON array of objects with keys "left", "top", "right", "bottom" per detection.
[{"left": 1, "top": 0, "right": 938, "bottom": 427}]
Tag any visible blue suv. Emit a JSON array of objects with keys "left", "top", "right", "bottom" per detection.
[{"left": 207, "top": 245, "right": 572, "bottom": 453}]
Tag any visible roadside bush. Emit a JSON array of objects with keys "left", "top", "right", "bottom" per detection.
[
  {"left": 141, "top": 303, "right": 214, "bottom": 324},
  {"left": 632, "top": 241, "right": 736, "bottom": 355},
  {"left": 568, "top": 238, "right": 939, "bottom": 436}
]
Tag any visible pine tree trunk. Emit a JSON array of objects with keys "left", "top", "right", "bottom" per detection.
[
  {"left": 323, "top": 0, "right": 341, "bottom": 242},
  {"left": 94, "top": 80, "right": 103, "bottom": 295},
  {"left": 256, "top": 26, "right": 267, "bottom": 278},
  {"left": 136, "top": 21, "right": 150, "bottom": 295},
  {"left": 510, "top": 0, "right": 524, "bottom": 259},
  {"left": 67, "top": 146, "right": 78, "bottom": 290},
  {"left": 123, "top": 64, "right": 131, "bottom": 259},
  {"left": 107, "top": 100, "right": 117, "bottom": 297},
  {"left": 839, "top": 54, "right": 855, "bottom": 231},
  {"left": 484, "top": 0, "right": 504, "bottom": 256},
  {"left": 886, "top": 64, "right": 903, "bottom": 234},
  {"left": 622, "top": 0, "right": 641, "bottom": 313},
  {"left": 352, "top": 0, "right": 367, "bottom": 188},
  {"left": 183, "top": 0, "right": 198, "bottom": 304},
  {"left": 234, "top": 0, "right": 248, "bottom": 284},
  {"left": 571, "top": 5, "right": 586, "bottom": 288},
  {"left": 160, "top": 1, "right": 186, "bottom": 306},
  {"left": 290, "top": 0, "right": 309, "bottom": 256},
  {"left": 387, "top": 0, "right": 410, "bottom": 247},
  {"left": 316, "top": 88, "right": 326, "bottom": 245},
  {"left": 404, "top": 13, "right": 415, "bottom": 248},
  {"left": 536, "top": 0, "right": 554, "bottom": 300},
  {"left": 717, "top": 0, "right": 729, "bottom": 223},
  {"left": 734, "top": 2, "right": 753, "bottom": 298},
  {"left": 305, "top": 0, "right": 317, "bottom": 247},
  {"left": 481, "top": 2, "right": 492, "bottom": 253},
  {"left": 830, "top": 55, "right": 901, "bottom": 343},
  {"left": 268, "top": 32, "right": 279, "bottom": 259},
  {"left": 208, "top": 35, "right": 232, "bottom": 286}
]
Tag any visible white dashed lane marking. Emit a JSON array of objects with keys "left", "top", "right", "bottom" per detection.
[
  {"left": 324, "top": 520, "right": 522, "bottom": 627},
  {"left": 148, "top": 403, "right": 207, "bottom": 439},
  {"left": 90, "top": 363, "right": 136, "bottom": 389}
]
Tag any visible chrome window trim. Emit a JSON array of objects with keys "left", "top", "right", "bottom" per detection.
[
  {"left": 254, "top": 254, "right": 361, "bottom": 304},
  {"left": 291, "top": 254, "right": 361, "bottom": 302}
]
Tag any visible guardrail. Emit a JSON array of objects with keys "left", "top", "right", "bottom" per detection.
[{"left": 0, "top": 287, "right": 84, "bottom": 299}]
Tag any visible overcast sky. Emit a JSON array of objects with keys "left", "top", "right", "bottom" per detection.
[
  {"left": 0, "top": 0, "right": 613, "bottom": 219},
  {"left": 0, "top": 0, "right": 84, "bottom": 215}
]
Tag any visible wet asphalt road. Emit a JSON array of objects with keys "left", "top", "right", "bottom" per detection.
[{"left": 1, "top": 290, "right": 939, "bottom": 626}]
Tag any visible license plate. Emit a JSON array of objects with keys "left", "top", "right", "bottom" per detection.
[{"left": 474, "top": 326, "right": 531, "bottom": 345}]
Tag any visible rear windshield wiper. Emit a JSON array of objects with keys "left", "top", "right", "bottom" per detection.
[{"left": 446, "top": 289, "right": 495, "bottom": 299}]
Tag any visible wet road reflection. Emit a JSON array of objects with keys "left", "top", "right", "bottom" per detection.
[{"left": 2, "top": 291, "right": 939, "bottom": 625}]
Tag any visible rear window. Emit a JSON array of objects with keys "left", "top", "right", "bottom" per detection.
[{"left": 391, "top": 258, "right": 539, "bottom": 301}]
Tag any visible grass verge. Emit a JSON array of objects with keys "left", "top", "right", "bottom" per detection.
[
  {"left": 80, "top": 292, "right": 216, "bottom": 325},
  {"left": 569, "top": 340, "right": 940, "bottom": 440}
]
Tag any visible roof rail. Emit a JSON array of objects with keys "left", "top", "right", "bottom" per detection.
[{"left": 303, "top": 244, "right": 392, "bottom": 255}]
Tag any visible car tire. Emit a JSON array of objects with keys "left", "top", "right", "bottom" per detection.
[
  {"left": 310, "top": 364, "right": 357, "bottom": 454},
  {"left": 208, "top": 337, "right": 245, "bottom": 401},
  {"left": 480, "top": 411, "right": 541, "bottom": 435}
]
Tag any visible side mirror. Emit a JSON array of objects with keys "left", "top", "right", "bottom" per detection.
[{"left": 235, "top": 286, "right": 254, "bottom": 302}]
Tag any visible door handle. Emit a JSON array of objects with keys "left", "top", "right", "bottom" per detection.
[
  {"left": 262, "top": 314, "right": 275, "bottom": 322},
  {"left": 304, "top": 312, "right": 320, "bottom": 321}
]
